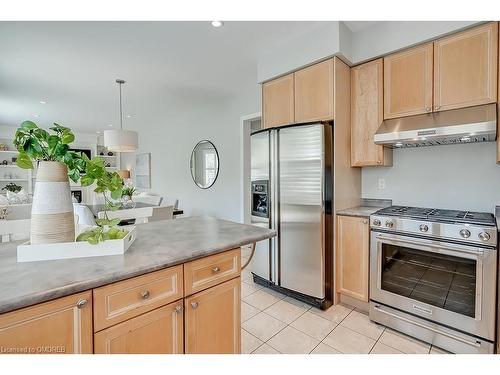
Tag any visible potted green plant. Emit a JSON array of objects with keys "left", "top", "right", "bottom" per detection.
[
  {"left": 2, "top": 182, "right": 22, "bottom": 193},
  {"left": 121, "top": 185, "right": 136, "bottom": 208},
  {"left": 14, "top": 120, "right": 125, "bottom": 245}
]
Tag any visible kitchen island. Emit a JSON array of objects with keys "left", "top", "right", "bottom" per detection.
[{"left": 0, "top": 216, "right": 275, "bottom": 354}]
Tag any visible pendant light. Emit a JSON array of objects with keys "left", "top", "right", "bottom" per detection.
[{"left": 104, "top": 79, "right": 138, "bottom": 152}]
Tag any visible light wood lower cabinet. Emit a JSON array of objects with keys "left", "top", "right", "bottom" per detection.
[
  {"left": 185, "top": 277, "right": 241, "bottom": 354},
  {"left": 0, "top": 291, "right": 93, "bottom": 354},
  {"left": 94, "top": 301, "right": 184, "bottom": 354},
  {"left": 336, "top": 215, "right": 370, "bottom": 302}
]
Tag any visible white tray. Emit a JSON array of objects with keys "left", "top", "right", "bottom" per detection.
[{"left": 17, "top": 226, "right": 137, "bottom": 262}]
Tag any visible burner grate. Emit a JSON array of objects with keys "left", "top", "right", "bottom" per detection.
[{"left": 375, "top": 205, "right": 495, "bottom": 226}]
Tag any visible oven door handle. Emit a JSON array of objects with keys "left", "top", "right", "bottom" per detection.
[
  {"left": 373, "top": 305, "right": 482, "bottom": 348},
  {"left": 375, "top": 234, "right": 484, "bottom": 257}
]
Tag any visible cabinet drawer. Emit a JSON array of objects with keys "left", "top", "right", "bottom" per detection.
[
  {"left": 93, "top": 265, "right": 183, "bottom": 332},
  {"left": 184, "top": 248, "right": 240, "bottom": 295}
]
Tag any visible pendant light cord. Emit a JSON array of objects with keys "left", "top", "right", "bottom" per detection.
[{"left": 116, "top": 79, "right": 126, "bottom": 131}]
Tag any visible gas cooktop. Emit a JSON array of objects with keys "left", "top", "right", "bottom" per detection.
[{"left": 375, "top": 205, "right": 495, "bottom": 226}]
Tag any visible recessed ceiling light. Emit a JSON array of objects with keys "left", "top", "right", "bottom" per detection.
[
  {"left": 96, "top": 131, "right": 102, "bottom": 134},
  {"left": 211, "top": 21, "right": 223, "bottom": 28},
  {"left": 33, "top": 114, "right": 40, "bottom": 118},
  {"left": 126, "top": 115, "right": 131, "bottom": 118},
  {"left": 108, "top": 124, "right": 113, "bottom": 127},
  {"left": 39, "top": 100, "right": 47, "bottom": 104}
]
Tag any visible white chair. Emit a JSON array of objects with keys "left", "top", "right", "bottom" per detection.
[
  {"left": 0, "top": 219, "right": 30, "bottom": 243},
  {"left": 73, "top": 203, "right": 97, "bottom": 226},
  {"left": 150, "top": 206, "right": 174, "bottom": 222},
  {"left": 97, "top": 206, "right": 154, "bottom": 225}
]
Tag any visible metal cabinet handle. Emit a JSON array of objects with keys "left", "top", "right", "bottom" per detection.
[
  {"left": 140, "top": 290, "right": 150, "bottom": 300},
  {"left": 76, "top": 299, "right": 88, "bottom": 309},
  {"left": 434, "top": 106, "right": 441, "bottom": 110},
  {"left": 175, "top": 305, "right": 184, "bottom": 313},
  {"left": 191, "top": 301, "right": 199, "bottom": 309},
  {"left": 362, "top": 219, "right": 368, "bottom": 224},
  {"left": 377, "top": 160, "right": 382, "bottom": 164},
  {"left": 212, "top": 267, "right": 220, "bottom": 273},
  {"left": 426, "top": 107, "right": 431, "bottom": 112}
]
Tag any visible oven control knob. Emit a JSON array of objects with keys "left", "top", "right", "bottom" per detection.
[
  {"left": 478, "top": 232, "right": 491, "bottom": 241},
  {"left": 459, "top": 229, "right": 471, "bottom": 238},
  {"left": 419, "top": 224, "right": 429, "bottom": 232},
  {"left": 372, "top": 219, "right": 381, "bottom": 226},
  {"left": 385, "top": 220, "right": 394, "bottom": 228}
]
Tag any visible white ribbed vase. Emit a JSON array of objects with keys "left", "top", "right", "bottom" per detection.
[{"left": 31, "top": 161, "right": 75, "bottom": 244}]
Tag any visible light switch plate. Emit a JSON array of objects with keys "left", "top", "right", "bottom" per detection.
[{"left": 378, "top": 178, "right": 386, "bottom": 190}]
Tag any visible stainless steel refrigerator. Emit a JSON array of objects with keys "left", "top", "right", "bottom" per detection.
[{"left": 250, "top": 123, "right": 333, "bottom": 309}]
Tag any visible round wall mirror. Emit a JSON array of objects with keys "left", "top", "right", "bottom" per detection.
[{"left": 190, "top": 140, "right": 220, "bottom": 189}]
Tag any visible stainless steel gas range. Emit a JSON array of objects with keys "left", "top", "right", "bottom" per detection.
[{"left": 369, "top": 206, "right": 498, "bottom": 354}]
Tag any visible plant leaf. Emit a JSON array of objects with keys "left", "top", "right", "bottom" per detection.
[
  {"left": 16, "top": 152, "right": 33, "bottom": 169},
  {"left": 21, "top": 120, "right": 37, "bottom": 131}
]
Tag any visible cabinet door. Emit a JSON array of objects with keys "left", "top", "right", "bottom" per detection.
[
  {"left": 185, "top": 277, "right": 240, "bottom": 354},
  {"left": 336, "top": 216, "right": 369, "bottom": 302},
  {"left": 434, "top": 22, "right": 498, "bottom": 112},
  {"left": 262, "top": 74, "right": 294, "bottom": 129},
  {"left": 384, "top": 43, "right": 433, "bottom": 119},
  {"left": 351, "top": 59, "right": 392, "bottom": 167},
  {"left": 94, "top": 301, "right": 184, "bottom": 354},
  {"left": 0, "top": 291, "right": 92, "bottom": 354},
  {"left": 294, "top": 59, "right": 334, "bottom": 123}
]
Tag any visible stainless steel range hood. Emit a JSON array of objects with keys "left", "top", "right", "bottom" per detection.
[{"left": 374, "top": 104, "right": 497, "bottom": 148}]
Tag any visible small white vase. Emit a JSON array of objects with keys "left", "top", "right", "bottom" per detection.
[{"left": 31, "top": 161, "right": 75, "bottom": 244}]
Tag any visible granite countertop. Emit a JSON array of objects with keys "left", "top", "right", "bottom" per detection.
[
  {"left": 0, "top": 216, "right": 276, "bottom": 314},
  {"left": 336, "top": 199, "right": 392, "bottom": 218},
  {"left": 336, "top": 206, "right": 382, "bottom": 218}
]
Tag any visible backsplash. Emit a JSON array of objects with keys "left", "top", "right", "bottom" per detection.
[{"left": 362, "top": 142, "right": 500, "bottom": 213}]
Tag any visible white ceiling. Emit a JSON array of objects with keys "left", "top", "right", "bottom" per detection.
[{"left": 0, "top": 21, "right": 327, "bottom": 132}]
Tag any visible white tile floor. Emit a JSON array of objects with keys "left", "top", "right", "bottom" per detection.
[{"left": 240, "top": 246, "right": 450, "bottom": 355}]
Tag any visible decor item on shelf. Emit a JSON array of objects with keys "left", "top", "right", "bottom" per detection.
[
  {"left": 107, "top": 151, "right": 114, "bottom": 156},
  {"left": 120, "top": 185, "right": 136, "bottom": 209},
  {"left": 0, "top": 144, "right": 8, "bottom": 151},
  {"left": 2, "top": 182, "right": 22, "bottom": 193},
  {"left": 99, "top": 151, "right": 104, "bottom": 156},
  {"left": 117, "top": 169, "right": 130, "bottom": 179},
  {"left": 11, "top": 157, "right": 17, "bottom": 163},
  {"left": 135, "top": 153, "right": 151, "bottom": 188},
  {"left": 105, "top": 162, "right": 111, "bottom": 167},
  {"left": 1, "top": 160, "right": 8, "bottom": 165},
  {"left": 6, "top": 189, "right": 29, "bottom": 204},
  {"left": 103, "top": 79, "right": 138, "bottom": 152},
  {"left": 0, "top": 206, "right": 10, "bottom": 220}
]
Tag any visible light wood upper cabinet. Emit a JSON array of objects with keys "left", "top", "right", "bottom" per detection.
[
  {"left": 336, "top": 215, "right": 369, "bottom": 302},
  {"left": 262, "top": 74, "right": 294, "bottom": 128},
  {"left": 497, "top": 22, "right": 500, "bottom": 163},
  {"left": 434, "top": 22, "right": 498, "bottom": 112},
  {"left": 185, "top": 277, "right": 240, "bottom": 354},
  {"left": 0, "top": 291, "right": 92, "bottom": 354},
  {"left": 351, "top": 59, "right": 392, "bottom": 167},
  {"left": 384, "top": 43, "right": 434, "bottom": 119},
  {"left": 94, "top": 301, "right": 184, "bottom": 354},
  {"left": 294, "top": 59, "right": 334, "bottom": 123}
]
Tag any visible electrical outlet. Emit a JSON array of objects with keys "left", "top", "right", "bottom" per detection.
[{"left": 378, "top": 178, "right": 386, "bottom": 190}]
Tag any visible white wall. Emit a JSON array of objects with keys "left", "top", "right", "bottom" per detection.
[
  {"left": 257, "top": 22, "right": 340, "bottom": 83},
  {"left": 349, "top": 21, "right": 479, "bottom": 64},
  {"left": 121, "top": 86, "right": 261, "bottom": 222},
  {"left": 362, "top": 142, "right": 500, "bottom": 212}
]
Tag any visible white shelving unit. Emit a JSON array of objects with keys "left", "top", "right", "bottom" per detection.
[
  {"left": 96, "top": 145, "right": 120, "bottom": 173},
  {"left": 0, "top": 140, "right": 33, "bottom": 195}
]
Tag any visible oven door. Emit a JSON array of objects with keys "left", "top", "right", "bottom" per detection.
[{"left": 370, "top": 231, "right": 497, "bottom": 341}]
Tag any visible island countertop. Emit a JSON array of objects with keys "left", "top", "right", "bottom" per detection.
[{"left": 0, "top": 216, "right": 276, "bottom": 314}]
